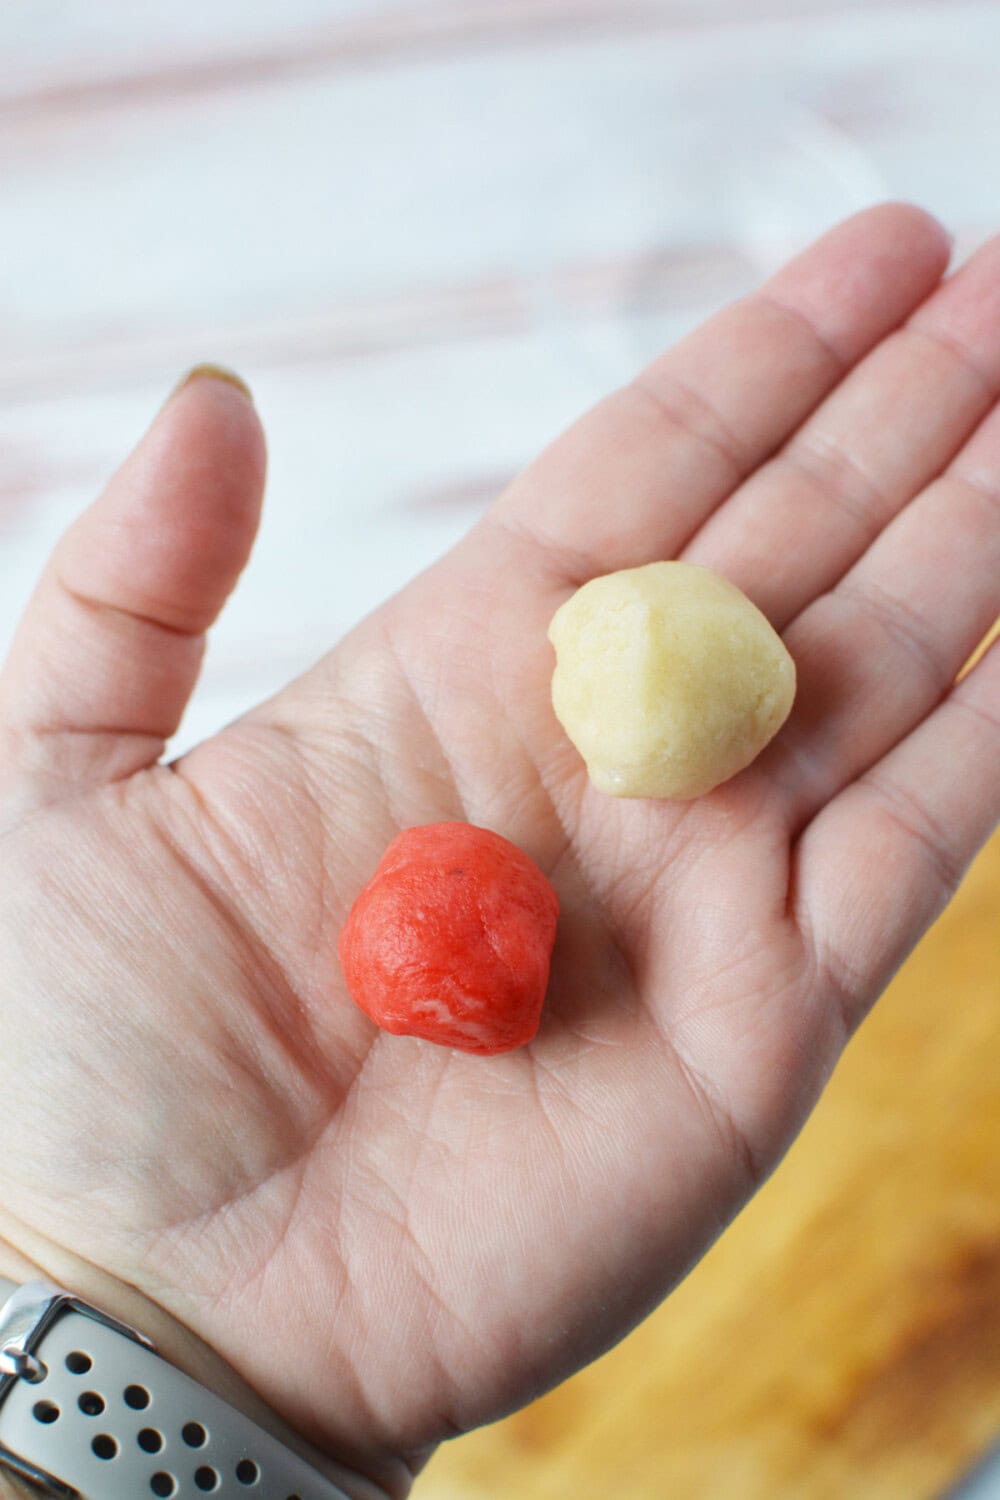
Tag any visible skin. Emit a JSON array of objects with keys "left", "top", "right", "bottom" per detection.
[{"left": 0, "top": 204, "right": 997, "bottom": 1499}]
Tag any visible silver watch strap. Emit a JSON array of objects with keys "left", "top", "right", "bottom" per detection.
[{"left": 0, "top": 1279, "right": 350, "bottom": 1500}]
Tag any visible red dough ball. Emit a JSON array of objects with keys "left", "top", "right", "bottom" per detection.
[{"left": 338, "top": 822, "right": 559, "bottom": 1055}]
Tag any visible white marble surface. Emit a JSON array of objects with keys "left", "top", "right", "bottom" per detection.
[{"left": 2, "top": 2, "right": 999, "bottom": 1492}]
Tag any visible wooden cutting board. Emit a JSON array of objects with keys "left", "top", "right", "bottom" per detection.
[{"left": 423, "top": 826, "right": 1000, "bottom": 1499}]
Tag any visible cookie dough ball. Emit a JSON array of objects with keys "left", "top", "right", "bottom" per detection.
[
  {"left": 548, "top": 561, "right": 795, "bottom": 800},
  {"left": 338, "top": 823, "right": 559, "bottom": 1055}
]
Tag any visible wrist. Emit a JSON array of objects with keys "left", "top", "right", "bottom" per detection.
[{"left": 0, "top": 1231, "right": 411, "bottom": 1500}]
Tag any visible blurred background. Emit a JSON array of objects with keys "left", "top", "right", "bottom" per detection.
[{"left": 1, "top": 2, "right": 998, "bottom": 1496}]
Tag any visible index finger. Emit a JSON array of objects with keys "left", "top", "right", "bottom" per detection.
[{"left": 491, "top": 203, "right": 952, "bottom": 585}]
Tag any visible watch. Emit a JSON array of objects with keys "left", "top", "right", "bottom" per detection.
[{"left": 0, "top": 1277, "right": 351, "bottom": 1499}]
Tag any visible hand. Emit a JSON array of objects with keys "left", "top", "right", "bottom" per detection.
[{"left": 1, "top": 205, "right": 997, "bottom": 1499}]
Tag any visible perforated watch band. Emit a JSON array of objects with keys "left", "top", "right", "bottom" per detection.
[{"left": 0, "top": 1279, "right": 351, "bottom": 1500}]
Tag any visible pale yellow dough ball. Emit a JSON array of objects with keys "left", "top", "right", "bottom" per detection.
[{"left": 548, "top": 561, "right": 796, "bottom": 800}]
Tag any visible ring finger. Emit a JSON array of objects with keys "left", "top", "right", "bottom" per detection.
[{"left": 761, "top": 399, "right": 1000, "bottom": 829}]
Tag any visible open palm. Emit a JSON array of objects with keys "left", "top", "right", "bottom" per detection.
[{"left": 1, "top": 206, "right": 998, "bottom": 1497}]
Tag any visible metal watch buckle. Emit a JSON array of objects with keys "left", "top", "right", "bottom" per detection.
[{"left": 0, "top": 1280, "right": 157, "bottom": 1497}]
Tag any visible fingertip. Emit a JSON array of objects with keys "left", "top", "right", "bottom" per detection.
[
  {"left": 772, "top": 202, "right": 953, "bottom": 287},
  {"left": 60, "top": 362, "right": 270, "bottom": 638},
  {"left": 834, "top": 200, "right": 954, "bottom": 274},
  {"left": 157, "top": 362, "right": 268, "bottom": 519},
  {"left": 756, "top": 201, "right": 954, "bottom": 373},
  {"left": 170, "top": 362, "right": 255, "bottom": 404},
  {"left": 888, "top": 203, "right": 955, "bottom": 280}
]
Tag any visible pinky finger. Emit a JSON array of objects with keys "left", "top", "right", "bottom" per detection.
[{"left": 793, "top": 628, "right": 1000, "bottom": 1034}]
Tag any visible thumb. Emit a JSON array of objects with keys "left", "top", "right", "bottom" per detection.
[{"left": 0, "top": 365, "right": 266, "bottom": 807}]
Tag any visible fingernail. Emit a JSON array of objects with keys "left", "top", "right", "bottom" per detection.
[{"left": 170, "top": 362, "right": 254, "bottom": 402}]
